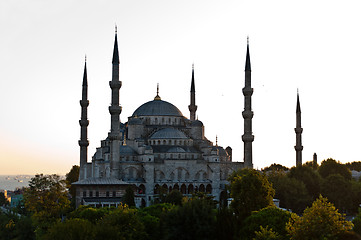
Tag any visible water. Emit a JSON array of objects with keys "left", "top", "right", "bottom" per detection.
[{"left": 0, "top": 175, "right": 33, "bottom": 191}]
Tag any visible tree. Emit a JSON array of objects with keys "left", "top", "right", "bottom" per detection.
[
  {"left": 321, "top": 174, "right": 352, "bottom": 212},
  {"left": 0, "top": 192, "right": 9, "bottom": 206},
  {"left": 318, "top": 158, "right": 352, "bottom": 180},
  {"left": 346, "top": 161, "right": 361, "bottom": 172},
  {"left": 268, "top": 170, "right": 312, "bottom": 214},
  {"left": 262, "top": 163, "right": 289, "bottom": 172},
  {"left": 254, "top": 226, "right": 280, "bottom": 240},
  {"left": 163, "top": 197, "right": 217, "bottom": 240},
  {"left": 45, "top": 218, "right": 94, "bottom": 240},
  {"left": 164, "top": 190, "right": 183, "bottom": 205},
  {"left": 287, "top": 165, "right": 322, "bottom": 199},
  {"left": 94, "top": 205, "right": 147, "bottom": 240},
  {"left": 68, "top": 205, "right": 111, "bottom": 224},
  {"left": 66, "top": 165, "right": 79, "bottom": 200},
  {"left": 286, "top": 195, "right": 353, "bottom": 240},
  {"left": 123, "top": 185, "right": 135, "bottom": 207},
  {"left": 23, "top": 174, "right": 70, "bottom": 237},
  {"left": 353, "top": 209, "right": 361, "bottom": 236},
  {"left": 228, "top": 169, "right": 275, "bottom": 220},
  {"left": 241, "top": 206, "right": 293, "bottom": 240}
]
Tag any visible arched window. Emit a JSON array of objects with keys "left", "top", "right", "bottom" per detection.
[
  {"left": 206, "top": 184, "right": 212, "bottom": 194},
  {"left": 181, "top": 184, "right": 187, "bottom": 194},
  {"left": 199, "top": 184, "right": 205, "bottom": 192},
  {"left": 188, "top": 184, "right": 194, "bottom": 194}
]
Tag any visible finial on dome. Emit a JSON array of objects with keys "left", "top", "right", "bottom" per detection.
[
  {"left": 216, "top": 135, "right": 218, "bottom": 146},
  {"left": 154, "top": 83, "right": 161, "bottom": 100},
  {"left": 123, "top": 131, "right": 127, "bottom": 145}
]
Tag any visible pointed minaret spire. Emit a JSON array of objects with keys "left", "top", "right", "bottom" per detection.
[
  {"left": 79, "top": 60, "right": 89, "bottom": 180},
  {"left": 188, "top": 63, "right": 198, "bottom": 120},
  {"left": 295, "top": 90, "right": 303, "bottom": 166},
  {"left": 216, "top": 135, "right": 218, "bottom": 146},
  {"left": 112, "top": 27, "right": 120, "bottom": 64},
  {"left": 242, "top": 38, "right": 254, "bottom": 168},
  {"left": 109, "top": 31, "right": 122, "bottom": 178},
  {"left": 245, "top": 36, "right": 251, "bottom": 71}
]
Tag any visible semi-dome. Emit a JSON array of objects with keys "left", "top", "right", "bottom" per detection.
[
  {"left": 150, "top": 128, "right": 188, "bottom": 139},
  {"left": 132, "top": 99, "right": 183, "bottom": 117},
  {"left": 167, "top": 147, "right": 186, "bottom": 153}
]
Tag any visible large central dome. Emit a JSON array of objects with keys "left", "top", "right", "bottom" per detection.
[{"left": 132, "top": 99, "right": 183, "bottom": 117}]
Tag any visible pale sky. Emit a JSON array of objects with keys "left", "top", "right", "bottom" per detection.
[{"left": 1, "top": 0, "right": 361, "bottom": 175}]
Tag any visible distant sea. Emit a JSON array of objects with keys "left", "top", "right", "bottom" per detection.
[{"left": 0, "top": 175, "right": 33, "bottom": 191}]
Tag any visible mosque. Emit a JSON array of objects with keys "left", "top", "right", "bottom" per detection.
[{"left": 73, "top": 33, "right": 301, "bottom": 208}]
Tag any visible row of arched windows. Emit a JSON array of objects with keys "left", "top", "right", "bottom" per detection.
[
  {"left": 149, "top": 139, "right": 192, "bottom": 146},
  {"left": 154, "top": 183, "right": 212, "bottom": 194}
]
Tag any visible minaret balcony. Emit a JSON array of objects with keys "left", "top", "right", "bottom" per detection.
[
  {"left": 242, "top": 87, "right": 254, "bottom": 96},
  {"left": 242, "top": 134, "right": 254, "bottom": 142},
  {"left": 242, "top": 110, "right": 254, "bottom": 119},
  {"left": 188, "top": 105, "right": 197, "bottom": 111},
  {"left": 79, "top": 119, "right": 89, "bottom": 126},
  {"left": 109, "top": 105, "right": 122, "bottom": 114},
  {"left": 78, "top": 140, "right": 89, "bottom": 147},
  {"left": 294, "top": 127, "right": 303, "bottom": 134},
  {"left": 294, "top": 145, "right": 303, "bottom": 151},
  {"left": 109, "top": 81, "right": 122, "bottom": 89},
  {"left": 79, "top": 100, "right": 89, "bottom": 107}
]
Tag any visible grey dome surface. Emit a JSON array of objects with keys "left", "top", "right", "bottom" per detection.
[
  {"left": 132, "top": 100, "right": 183, "bottom": 117},
  {"left": 119, "top": 145, "right": 136, "bottom": 155},
  {"left": 150, "top": 128, "right": 188, "bottom": 139}
]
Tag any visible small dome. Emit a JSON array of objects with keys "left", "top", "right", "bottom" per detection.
[
  {"left": 145, "top": 145, "right": 153, "bottom": 150},
  {"left": 119, "top": 145, "right": 136, "bottom": 156},
  {"left": 132, "top": 99, "right": 183, "bottom": 117},
  {"left": 191, "top": 120, "right": 203, "bottom": 127},
  {"left": 167, "top": 147, "right": 186, "bottom": 153},
  {"left": 150, "top": 128, "right": 187, "bottom": 139}
]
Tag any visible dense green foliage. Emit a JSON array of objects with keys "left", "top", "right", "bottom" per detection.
[
  {"left": 268, "top": 170, "right": 311, "bottom": 214},
  {"left": 3, "top": 162, "right": 361, "bottom": 239},
  {"left": 123, "top": 185, "right": 136, "bottom": 207},
  {"left": 228, "top": 168, "right": 275, "bottom": 220},
  {"left": 286, "top": 195, "right": 353, "bottom": 240},
  {"left": 318, "top": 158, "right": 352, "bottom": 180},
  {"left": 241, "top": 206, "right": 293, "bottom": 240},
  {"left": 65, "top": 165, "right": 79, "bottom": 209}
]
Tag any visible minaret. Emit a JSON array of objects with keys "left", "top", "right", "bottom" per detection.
[
  {"left": 242, "top": 38, "right": 254, "bottom": 168},
  {"left": 295, "top": 91, "right": 303, "bottom": 166},
  {"left": 188, "top": 64, "right": 197, "bottom": 120},
  {"left": 108, "top": 30, "right": 122, "bottom": 178},
  {"left": 79, "top": 60, "right": 89, "bottom": 180}
]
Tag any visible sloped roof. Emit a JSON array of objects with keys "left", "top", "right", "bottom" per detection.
[{"left": 72, "top": 177, "right": 129, "bottom": 185}]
